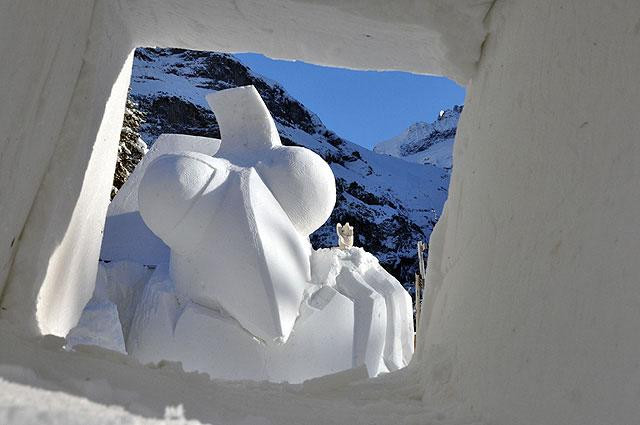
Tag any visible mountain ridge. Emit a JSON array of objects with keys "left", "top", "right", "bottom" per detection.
[{"left": 374, "top": 105, "right": 461, "bottom": 169}]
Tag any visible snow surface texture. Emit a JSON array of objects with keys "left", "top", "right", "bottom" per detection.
[
  {"left": 0, "top": 378, "right": 203, "bottom": 425},
  {"left": 128, "top": 0, "right": 490, "bottom": 84},
  {"left": 77, "top": 86, "right": 414, "bottom": 383},
  {"left": 374, "top": 106, "right": 461, "bottom": 169},
  {"left": 415, "top": 2, "right": 640, "bottom": 425}
]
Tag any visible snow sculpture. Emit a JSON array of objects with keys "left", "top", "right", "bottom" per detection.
[
  {"left": 136, "top": 86, "right": 335, "bottom": 344},
  {"left": 337, "top": 223, "right": 354, "bottom": 249},
  {"left": 66, "top": 85, "right": 415, "bottom": 383}
]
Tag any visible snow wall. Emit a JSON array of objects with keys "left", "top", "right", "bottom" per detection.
[
  {"left": 2, "top": 0, "right": 640, "bottom": 424},
  {"left": 416, "top": 1, "right": 640, "bottom": 425},
  {"left": 0, "top": 0, "right": 489, "bottom": 335}
]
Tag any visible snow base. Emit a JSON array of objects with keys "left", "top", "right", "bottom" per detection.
[{"left": 69, "top": 247, "right": 413, "bottom": 384}]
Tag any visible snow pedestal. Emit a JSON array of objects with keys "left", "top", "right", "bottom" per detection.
[
  {"left": 124, "top": 247, "right": 409, "bottom": 383},
  {"left": 126, "top": 264, "right": 181, "bottom": 365},
  {"left": 125, "top": 262, "right": 357, "bottom": 382},
  {"left": 265, "top": 285, "right": 355, "bottom": 381},
  {"left": 65, "top": 300, "right": 126, "bottom": 354},
  {"left": 417, "top": 1, "right": 640, "bottom": 425}
]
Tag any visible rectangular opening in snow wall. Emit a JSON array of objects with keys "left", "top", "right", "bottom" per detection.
[{"left": 85, "top": 47, "right": 464, "bottom": 383}]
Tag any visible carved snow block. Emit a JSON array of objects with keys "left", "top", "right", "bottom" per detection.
[
  {"left": 266, "top": 286, "right": 355, "bottom": 382},
  {"left": 335, "top": 268, "right": 388, "bottom": 377},
  {"left": 362, "top": 268, "right": 414, "bottom": 370},
  {"left": 172, "top": 302, "right": 268, "bottom": 381},
  {"left": 126, "top": 265, "right": 179, "bottom": 364},
  {"left": 138, "top": 153, "right": 311, "bottom": 344}
]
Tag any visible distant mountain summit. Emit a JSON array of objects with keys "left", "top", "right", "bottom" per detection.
[
  {"left": 123, "top": 47, "right": 450, "bottom": 289},
  {"left": 374, "top": 106, "right": 462, "bottom": 169}
]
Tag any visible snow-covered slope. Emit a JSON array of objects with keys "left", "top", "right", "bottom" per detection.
[
  {"left": 126, "top": 48, "right": 449, "bottom": 289},
  {"left": 374, "top": 106, "right": 461, "bottom": 169}
]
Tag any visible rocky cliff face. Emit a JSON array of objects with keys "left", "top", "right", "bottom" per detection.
[
  {"left": 122, "top": 47, "right": 450, "bottom": 290},
  {"left": 112, "top": 98, "right": 147, "bottom": 199}
]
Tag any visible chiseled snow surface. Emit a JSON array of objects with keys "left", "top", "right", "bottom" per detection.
[
  {"left": 74, "top": 250, "right": 413, "bottom": 384},
  {"left": 415, "top": 2, "right": 640, "bottom": 425}
]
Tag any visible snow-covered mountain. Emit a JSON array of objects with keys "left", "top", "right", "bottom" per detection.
[
  {"left": 125, "top": 48, "right": 450, "bottom": 288},
  {"left": 373, "top": 106, "right": 461, "bottom": 169}
]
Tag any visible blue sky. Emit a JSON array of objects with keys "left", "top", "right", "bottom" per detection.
[{"left": 235, "top": 53, "right": 466, "bottom": 150}]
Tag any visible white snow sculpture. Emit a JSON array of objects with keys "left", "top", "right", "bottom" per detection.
[
  {"left": 139, "top": 153, "right": 312, "bottom": 344},
  {"left": 137, "top": 86, "right": 335, "bottom": 344},
  {"left": 337, "top": 223, "right": 354, "bottom": 249},
  {"left": 72, "top": 85, "right": 414, "bottom": 383}
]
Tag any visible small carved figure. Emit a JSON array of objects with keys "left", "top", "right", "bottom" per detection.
[{"left": 337, "top": 222, "right": 354, "bottom": 249}]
